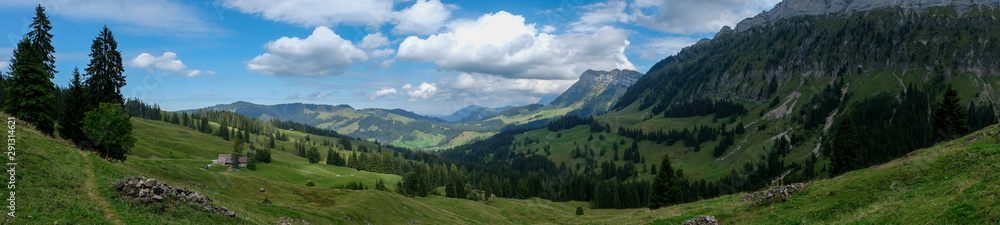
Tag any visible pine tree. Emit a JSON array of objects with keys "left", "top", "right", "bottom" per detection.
[
  {"left": 933, "top": 84, "right": 968, "bottom": 141},
  {"left": 58, "top": 67, "right": 87, "bottom": 144},
  {"left": 831, "top": 118, "right": 864, "bottom": 175},
  {"left": 649, "top": 154, "right": 682, "bottom": 209},
  {"left": 4, "top": 38, "right": 55, "bottom": 135},
  {"left": 84, "top": 26, "right": 125, "bottom": 106}
]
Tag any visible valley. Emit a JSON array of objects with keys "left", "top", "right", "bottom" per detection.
[{"left": 3, "top": 0, "right": 1000, "bottom": 224}]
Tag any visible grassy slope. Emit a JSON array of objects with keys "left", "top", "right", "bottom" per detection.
[
  {"left": 8, "top": 110, "right": 1000, "bottom": 224},
  {"left": 648, "top": 124, "right": 1000, "bottom": 224}
]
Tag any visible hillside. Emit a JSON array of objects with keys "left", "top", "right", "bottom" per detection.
[
  {"left": 11, "top": 110, "right": 999, "bottom": 224},
  {"left": 547, "top": 69, "right": 643, "bottom": 117},
  {"left": 189, "top": 101, "right": 492, "bottom": 150},
  {"left": 437, "top": 0, "right": 1000, "bottom": 209}
]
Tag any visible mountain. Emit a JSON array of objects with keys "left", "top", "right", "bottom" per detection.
[
  {"left": 547, "top": 69, "right": 643, "bottom": 117},
  {"left": 185, "top": 101, "right": 492, "bottom": 149},
  {"left": 437, "top": 105, "right": 510, "bottom": 123},
  {"left": 440, "top": 0, "right": 1000, "bottom": 206}
]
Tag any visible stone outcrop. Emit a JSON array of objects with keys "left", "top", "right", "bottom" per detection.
[
  {"left": 739, "top": 183, "right": 806, "bottom": 207},
  {"left": 112, "top": 176, "right": 236, "bottom": 218},
  {"left": 734, "top": 0, "right": 1000, "bottom": 32},
  {"left": 682, "top": 215, "right": 720, "bottom": 225}
]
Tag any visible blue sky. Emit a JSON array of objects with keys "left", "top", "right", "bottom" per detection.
[{"left": 0, "top": 0, "right": 779, "bottom": 115}]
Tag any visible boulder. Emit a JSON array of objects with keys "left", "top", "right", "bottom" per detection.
[{"left": 259, "top": 188, "right": 265, "bottom": 192}]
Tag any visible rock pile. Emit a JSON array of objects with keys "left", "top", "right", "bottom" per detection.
[
  {"left": 112, "top": 176, "right": 236, "bottom": 218},
  {"left": 739, "top": 183, "right": 806, "bottom": 207},
  {"left": 275, "top": 217, "right": 310, "bottom": 225},
  {"left": 682, "top": 215, "right": 719, "bottom": 225}
]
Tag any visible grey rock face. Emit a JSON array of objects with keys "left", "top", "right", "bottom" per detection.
[{"left": 735, "top": 0, "right": 1000, "bottom": 32}]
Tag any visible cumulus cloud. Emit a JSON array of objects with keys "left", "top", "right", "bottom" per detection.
[
  {"left": 353, "top": 87, "right": 397, "bottom": 100},
  {"left": 398, "top": 11, "right": 635, "bottom": 80},
  {"left": 359, "top": 32, "right": 390, "bottom": 49},
  {"left": 129, "top": 52, "right": 216, "bottom": 77},
  {"left": 371, "top": 49, "right": 396, "bottom": 58},
  {"left": 391, "top": 0, "right": 453, "bottom": 35},
  {"left": 247, "top": 26, "right": 368, "bottom": 77},
  {"left": 402, "top": 82, "right": 438, "bottom": 101},
  {"left": 220, "top": 0, "right": 394, "bottom": 28},
  {"left": 0, "top": 0, "right": 218, "bottom": 36},
  {"left": 630, "top": 0, "right": 781, "bottom": 34}
]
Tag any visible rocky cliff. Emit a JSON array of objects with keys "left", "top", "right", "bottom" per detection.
[{"left": 735, "top": 0, "right": 1000, "bottom": 32}]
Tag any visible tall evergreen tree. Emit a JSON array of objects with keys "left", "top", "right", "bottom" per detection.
[
  {"left": 58, "top": 67, "right": 87, "bottom": 144},
  {"left": 649, "top": 154, "right": 682, "bottom": 209},
  {"left": 84, "top": 26, "right": 125, "bottom": 106},
  {"left": 28, "top": 4, "right": 56, "bottom": 77},
  {"left": 4, "top": 38, "right": 55, "bottom": 135},
  {"left": 933, "top": 84, "right": 968, "bottom": 141},
  {"left": 831, "top": 118, "right": 864, "bottom": 175}
]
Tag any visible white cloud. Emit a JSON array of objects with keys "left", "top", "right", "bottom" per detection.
[
  {"left": 128, "top": 52, "right": 215, "bottom": 77},
  {"left": 571, "top": 0, "right": 631, "bottom": 32},
  {"left": 396, "top": 73, "right": 577, "bottom": 107},
  {"left": 398, "top": 11, "right": 635, "bottom": 80},
  {"left": 0, "top": 61, "right": 8, "bottom": 72},
  {"left": 247, "top": 26, "right": 368, "bottom": 77},
  {"left": 307, "top": 90, "right": 331, "bottom": 100},
  {"left": 630, "top": 0, "right": 780, "bottom": 34},
  {"left": 220, "top": 0, "right": 394, "bottom": 28},
  {"left": 638, "top": 36, "right": 700, "bottom": 60},
  {"left": 402, "top": 82, "right": 438, "bottom": 100},
  {"left": 371, "top": 48, "right": 396, "bottom": 58},
  {"left": 0, "top": 0, "right": 218, "bottom": 36},
  {"left": 359, "top": 32, "right": 390, "bottom": 49},
  {"left": 541, "top": 25, "right": 557, "bottom": 33},
  {"left": 391, "top": 0, "right": 453, "bottom": 35},
  {"left": 353, "top": 87, "right": 397, "bottom": 100},
  {"left": 373, "top": 87, "right": 398, "bottom": 99}
]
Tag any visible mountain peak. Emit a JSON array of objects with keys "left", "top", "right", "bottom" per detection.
[
  {"left": 734, "top": 0, "right": 1000, "bottom": 32},
  {"left": 578, "top": 69, "right": 644, "bottom": 88}
]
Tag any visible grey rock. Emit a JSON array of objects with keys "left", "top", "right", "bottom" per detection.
[
  {"left": 735, "top": 0, "right": 1000, "bottom": 32},
  {"left": 682, "top": 215, "right": 719, "bottom": 225},
  {"left": 259, "top": 187, "right": 266, "bottom": 192},
  {"left": 152, "top": 195, "right": 163, "bottom": 201},
  {"left": 143, "top": 179, "right": 157, "bottom": 188}
]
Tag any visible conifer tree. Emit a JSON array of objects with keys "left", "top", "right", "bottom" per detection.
[
  {"left": 831, "top": 118, "right": 864, "bottom": 175},
  {"left": 58, "top": 68, "right": 87, "bottom": 144},
  {"left": 933, "top": 84, "right": 968, "bottom": 141},
  {"left": 4, "top": 38, "right": 55, "bottom": 135},
  {"left": 28, "top": 5, "right": 55, "bottom": 77},
  {"left": 84, "top": 26, "right": 125, "bottom": 106},
  {"left": 649, "top": 154, "right": 682, "bottom": 209}
]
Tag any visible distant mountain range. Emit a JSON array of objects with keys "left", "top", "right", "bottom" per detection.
[{"left": 185, "top": 68, "right": 643, "bottom": 149}]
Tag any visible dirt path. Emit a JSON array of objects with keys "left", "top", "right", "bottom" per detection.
[{"left": 80, "top": 151, "right": 124, "bottom": 225}]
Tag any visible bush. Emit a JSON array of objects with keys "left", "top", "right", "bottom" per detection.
[
  {"left": 82, "top": 103, "right": 136, "bottom": 161},
  {"left": 306, "top": 181, "right": 315, "bottom": 187},
  {"left": 576, "top": 206, "right": 584, "bottom": 216}
]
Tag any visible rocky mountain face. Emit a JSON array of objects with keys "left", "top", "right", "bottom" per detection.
[
  {"left": 548, "top": 69, "right": 643, "bottom": 117},
  {"left": 735, "top": 0, "right": 1000, "bottom": 32}
]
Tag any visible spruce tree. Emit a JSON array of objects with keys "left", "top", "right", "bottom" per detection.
[
  {"left": 28, "top": 4, "right": 56, "bottom": 77},
  {"left": 831, "top": 118, "right": 864, "bottom": 175},
  {"left": 84, "top": 26, "right": 125, "bottom": 106},
  {"left": 4, "top": 38, "right": 55, "bottom": 135},
  {"left": 649, "top": 154, "right": 682, "bottom": 209},
  {"left": 933, "top": 84, "right": 968, "bottom": 141},
  {"left": 58, "top": 67, "right": 87, "bottom": 144}
]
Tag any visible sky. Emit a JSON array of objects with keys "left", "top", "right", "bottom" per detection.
[{"left": 0, "top": 0, "right": 780, "bottom": 115}]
